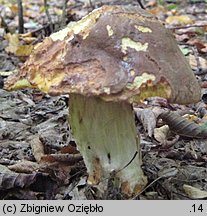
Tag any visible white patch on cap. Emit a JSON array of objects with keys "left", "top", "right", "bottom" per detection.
[
  {"left": 50, "top": 10, "right": 101, "bottom": 41},
  {"left": 121, "top": 37, "right": 148, "bottom": 53},
  {"left": 106, "top": 25, "right": 114, "bottom": 37},
  {"left": 103, "top": 87, "right": 111, "bottom": 94},
  {"left": 134, "top": 25, "right": 152, "bottom": 33},
  {"left": 126, "top": 72, "right": 155, "bottom": 90},
  {"left": 50, "top": 27, "right": 71, "bottom": 41}
]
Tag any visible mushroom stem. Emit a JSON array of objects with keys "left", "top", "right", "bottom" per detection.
[{"left": 69, "top": 94, "right": 147, "bottom": 196}]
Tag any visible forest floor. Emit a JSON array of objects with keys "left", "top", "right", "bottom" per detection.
[{"left": 0, "top": 0, "right": 207, "bottom": 200}]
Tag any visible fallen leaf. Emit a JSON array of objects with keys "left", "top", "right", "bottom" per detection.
[
  {"left": 21, "top": 36, "right": 37, "bottom": 44},
  {"left": 40, "top": 153, "right": 82, "bottom": 164},
  {"left": 5, "top": 33, "right": 33, "bottom": 56},
  {"left": 0, "top": 164, "right": 12, "bottom": 173},
  {"left": 183, "top": 184, "right": 207, "bottom": 199},
  {"left": 0, "top": 70, "right": 17, "bottom": 77},
  {"left": 145, "top": 97, "right": 169, "bottom": 107},
  {"left": 5, "top": 33, "right": 19, "bottom": 54},
  {"left": 182, "top": 114, "right": 198, "bottom": 122},
  {"left": 30, "top": 136, "right": 45, "bottom": 163},
  {"left": 16, "top": 45, "right": 33, "bottom": 56},
  {"left": 187, "top": 39, "right": 207, "bottom": 54},
  {"left": 166, "top": 15, "right": 194, "bottom": 25},
  {"left": 188, "top": 54, "right": 207, "bottom": 71},
  {"left": 134, "top": 108, "right": 157, "bottom": 137},
  {"left": 4, "top": 189, "right": 38, "bottom": 200},
  {"left": 166, "top": 4, "right": 178, "bottom": 11},
  {"left": 154, "top": 125, "right": 170, "bottom": 143},
  {"left": 175, "top": 34, "right": 189, "bottom": 42},
  {"left": 8, "top": 160, "right": 40, "bottom": 173},
  {"left": 179, "top": 46, "right": 191, "bottom": 56},
  {"left": 147, "top": 5, "right": 167, "bottom": 16},
  {"left": 158, "top": 167, "right": 178, "bottom": 178},
  {"left": 9, "top": 4, "right": 18, "bottom": 14},
  {"left": 24, "top": 21, "right": 39, "bottom": 29},
  {"left": 0, "top": 164, "right": 38, "bottom": 189},
  {"left": 159, "top": 111, "right": 207, "bottom": 139},
  {"left": 145, "top": 0, "right": 157, "bottom": 7},
  {"left": 60, "top": 145, "right": 79, "bottom": 154}
]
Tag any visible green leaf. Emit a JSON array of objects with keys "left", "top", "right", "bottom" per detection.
[
  {"left": 179, "top": 47, "right": 190, "bottom": 56},
  {"left": 157, "top": 0, "right": 165, "bottom": 5},
  {"left": 200, "top": 121, "right": 207, "bottom": 130},
  {"left": 167, "top": 4, "right": 178, "bottom": 10}
]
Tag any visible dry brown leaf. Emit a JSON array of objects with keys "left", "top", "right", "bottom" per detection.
[
  {"left": 147, "top": 5, "right": 167, "bottom": 16},
  {"left": 159, "top": 111, "right": 207, "bottom": 139},
  {"left": 134, "top": 108, "right": 157, "bottom": 137},
  {"left": 0, "top": 172, "right": 38, "bottom": 189},
  {"left": 5, "top": 33, "right": 19, "bottom": 54},
  {"left": 16, "top": 45, "right": 34, "bottom": 56},
  {"left": 60, "top": 145, "right": 79, "bottom": 154},
  {"left": 145, "top": 0, "right": 157, "bottom": 7},
  {"left": 188, "top": 54, "right": 207, "bottom": 71},
  {"left": 175, "top": 34, "right": 190, "bottom": 42},
  {"left": 8, "top": 160, "right": 40, "bottom": 173},
  {"left": 0, "top": 164, "right": 13, "bottom": 173},
  {"left": 20, "top": 31, "right": 37, "bottom": 43},
  {"left": 187, "top": 39, "right": 207, "bottom": 54},
  {"left": 5, "top": 33, "right": 33, "bottom": 56},
  {"left": 30, "top": 136, "right": 45, "bottom": 163},
  {"left": 154, "top": 125, "right": 170, "bottom": 143},
  {"left": 9, "top": 4, "right": 18, "bottom": 13},
  {"left": 183, "top": 184, "right": 207, "bottom": 199},
  {"left": 0, "top": 164, "right": 38, "bottom": 189},
  {"left": 38, "top": 162, "right": 72, "bottom": 184},
  {"left": 182, "top": 114, "right": 198, "bottom": 122},
  {"left": 40, "top": 153, "right": 82, "bottom": 164}
]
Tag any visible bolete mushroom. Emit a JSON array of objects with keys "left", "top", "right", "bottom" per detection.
[{"left": 4, "top": 5, "right": 200, "bottom": 196}]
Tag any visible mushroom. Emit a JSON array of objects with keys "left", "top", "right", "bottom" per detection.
[{"left": 4, "top": 5, "right": 200, "bottom": 196}]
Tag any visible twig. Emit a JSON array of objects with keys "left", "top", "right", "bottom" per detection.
[
  {"left": 61, "top": 0, "right": 69, "bottom": 28},
  {"left": 192, "top": 47, "right": 207, "bottom": 76},
  {"left": 136, "top": 0, "right": 145, "bottom": 9},
  {"left": 188, "top": 0, "right": 207, "bottom": 3},
  {"left": 0, "top": 15, "right": 10, "bottom": 33},
  {"left": 132, "top": 176, "right": 163, "bottom": 199},
  {"left": 41, "top": 153, "right": 83, "bottom": 163},
  {"left": 43, "top": 0, "right": 53, "bottom": 33},
  {"left": 160, "top": 135, "right": 180, "bottom": 149},
  {"left": 193, "top": 47, "right": 202, "bottom": 73},
  {"left": 132, "top": 167, "right": 178, "bottom": 199},
  {"left": 0, "top": 76, "right": 3, "bottom": 89},
  {"left": 168, "top": 24, "right": 207, "bottom": 30},
  {"left": 89, "top": 0, "right": 95, "bottom": 9},
  {"left": 194, "top": 69, "right": 207, "bottom": 76},
  {"left": 17, "top": 0, "right": 24, "bottom": 33}
]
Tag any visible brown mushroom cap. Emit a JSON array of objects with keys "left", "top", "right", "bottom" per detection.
[{"left": 5, "top": 5, "right": 200, "bottom": 104}]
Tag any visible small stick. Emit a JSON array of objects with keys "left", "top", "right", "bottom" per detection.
[
  {"left": 89, "top": 0, "right": 95, "bottom": 9},
  {"left": 168, "top": 24, "right": 207, "bottom": 30},
  {"left": 61, "top": 0, "right": 69, "bottom": 28},
  {"left": 193, "top": 47, "right": 202, "bottom": 74},
  {"left": 43, "top": 0, "right": 53, "bottom": 33},
  {"left": 17, "top": 0, "right": 24, "bottom": 33},
  {"left": 194, "top": 69, "right": 207, "bottom": 76},
  {"left": 0, "top": 76, "right": 3, "bottom": 89},
  {"left": 136, "top": 0, "right": 145, "bottom": 9},
  {"left": 0, "top": 15, "right": 10, "bottom": 33}
]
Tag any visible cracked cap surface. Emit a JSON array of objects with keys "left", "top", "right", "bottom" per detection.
[{"left": 4, "top": 5, "right": 200, "bottom": 104}]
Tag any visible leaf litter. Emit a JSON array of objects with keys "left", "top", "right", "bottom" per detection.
[{"left": 0, "top": 0, "right": 207, "bottom": 200}]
